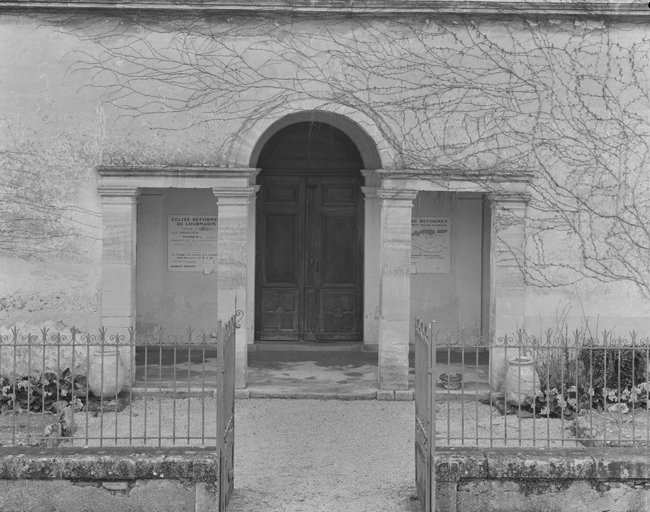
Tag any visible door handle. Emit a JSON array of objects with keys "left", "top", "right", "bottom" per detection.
[{"left": 309, "top": 254, "right": 319, "bottom": 273}]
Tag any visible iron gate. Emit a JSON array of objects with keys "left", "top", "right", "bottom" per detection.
[
  {"left": 415, "top": 318, "right": 435, "bottom": 512},
  {"left": 217, "top": 315, "right": 236, "bottom": 511}
]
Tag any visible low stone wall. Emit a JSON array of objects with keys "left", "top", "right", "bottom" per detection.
[
  {"left": 435, "top": 447, "right": 650, "bottom": 512},
  {"left": 0, "top": 447, "right": 218, "bottom": 512}
]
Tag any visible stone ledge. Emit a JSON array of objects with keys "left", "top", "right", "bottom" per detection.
[
  {"left": 395, "top": 389, "right": 414, "bottom": 401},
  {"left": 235, "top": 389, "right": 251, "bottom": 399},
  {"left": 247, "top": 390, "right": 377, "bottom": 400},
  {"left": 435, "top": 447, "right": 650, "bottom": 482},
  {"left": 238, "top": 389, "right": 415, "bottom": 400},
  {"left": 0, "top": 447, "right": 218, "bottom": 483},
  {"left": 377, "top": 390, "right": 395, "bottom": 401}
]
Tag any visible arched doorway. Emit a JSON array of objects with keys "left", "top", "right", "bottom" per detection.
[{"left": 255, "top": 121, "right": 364, "bottom": 342}]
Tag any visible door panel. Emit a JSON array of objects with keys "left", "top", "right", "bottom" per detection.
[
  {"left": 256, "top": 174, "right": 363, "bottom": 341},
  {"left": 264, "top": 214, "right": 298, "bottom": 283},
  {"left": 256, "top": 176, "right": 304, "bottom": 340},
  {"left": 311, "top": 176, "right": 363, "bottom": 341},
  {"left": 261, "top": 289, "right": 300, "bottom": 340},
  {"left": 265, "top": 183, "right": 300, "bottom": 205},
  {"left": 321, "top": 290, "right": 356, "bottom": 334},
  {"left": 322, "top": 183, "right": 356, "bottom": 204},
  {"left": 322, "top": 215, "right": 355, "bottom": 284}
]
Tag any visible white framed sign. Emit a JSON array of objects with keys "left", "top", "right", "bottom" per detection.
[
  {"left": 168, "top": 216, "right": 218, "bottom": 272},
  {"left": 411, "top": 217, "right": 451, "bottom": 274}
]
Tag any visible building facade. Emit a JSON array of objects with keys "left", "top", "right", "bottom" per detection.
[{"left": 1, "top": 0, "right": 648, "bottom": 390}]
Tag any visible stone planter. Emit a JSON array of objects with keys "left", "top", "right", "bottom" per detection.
[
  {"left": 505, "top": 356, "right": 539, "bottom": 406},
  {"left": 439, "top": 373, "right": 463, "bottom": 390},
  {"left": 87, "top": 346, "right": 126, "bottom": 399}
]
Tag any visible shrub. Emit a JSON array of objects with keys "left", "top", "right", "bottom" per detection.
[
  {"left": 526, "top": 329, "right": 583, "bottom": 393},
  {"left": 0, "top": 368, "right": 87, "bottom": 413},
  {"left": 579, "top": 336, "right": 648, "bottom": 391},
  {"left": 519, "top": 329, "right": 650, "bottom": 418}
]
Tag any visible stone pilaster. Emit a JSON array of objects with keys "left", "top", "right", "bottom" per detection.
[
  {"left": 213, "top": 187, "right": 257, "bottom": 389},
  {"left": 377, "top": 189, "right": 418, "bottom": 390},
  {"left": 488, "top": 192, "right": 529, "bottom": 390},
  {"left": 361, "top": 186, "right": 381, "bottom": 344},
  {"left": 98, "top": 186, "right": 140, "bottom": 332},
  {"left": 98, "top": 186, "right": 139, "bottom": 385}
]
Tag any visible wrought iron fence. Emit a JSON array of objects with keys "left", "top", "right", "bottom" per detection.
[
  {"left": 416, "top": 320, "right": 650, "bottom": 449},
  {"left": 0, "top": 320, "right": 234, "bottom": 450}
]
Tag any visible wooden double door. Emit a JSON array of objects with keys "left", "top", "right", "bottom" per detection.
[{"left": 255, "top": 173, "right": 364, "bottom": 341}]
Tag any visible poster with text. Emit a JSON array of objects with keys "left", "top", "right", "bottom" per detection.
[
  {"left": 168, "top": 215, "right": 218, "bottom": 272},
  {"left": 410, "top": 217, "right": 451, "bottom": 273}
]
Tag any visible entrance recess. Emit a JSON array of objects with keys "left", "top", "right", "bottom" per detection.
[{"left": 255, "top": 122, "right": 364, "bottom": 341}]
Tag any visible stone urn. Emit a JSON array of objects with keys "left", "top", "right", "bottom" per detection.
[
  {"left": 505, "top": 356, "right": 539, "bottom": 406},
  {"left": 88, "top": 346, "right": 127, "bottom": 399}
]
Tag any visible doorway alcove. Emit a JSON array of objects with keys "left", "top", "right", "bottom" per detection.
[{"left": 254, "top": 122, "right": 365, "bottom": 342}]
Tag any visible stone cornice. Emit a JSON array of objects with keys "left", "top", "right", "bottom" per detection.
[
  {"left": 212, "top": 186, "right": 258, "bottom": 197},
  {"left": 488, "top": 191, "right": 532, "bottom": 204},
  {"left": 0, "top": 0, "right": 646, "bottom": 17},
  {"left": 376, "top": 168, "right": 533, "bottom": 184},
  {"left": 376, "top": 189, "right": 419, "bottom": 201},
  {"left": 97, "top": 185, "right": 141, "bottom": 197},
  {"left": 97, "top": 166, "right": 260, "bottom": 179},
  {"left": 212, "top": 186, "right": 259, "bottom": 206},
  {"left": 360, "top": 186, "right": 378, "bottom": 198}
]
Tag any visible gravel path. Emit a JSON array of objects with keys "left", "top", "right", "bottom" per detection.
[
  {"left": 229, "top": 399, "right": 420, "bottom": 512},
  {"left": 64, "top": 395, "right": 580, "bottom": 509}
]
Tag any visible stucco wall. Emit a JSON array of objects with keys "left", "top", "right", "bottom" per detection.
[
  {"left": 1, "top": 10, "right": 649, "bottom": 339},
  {"left": 136, "top": 189, "right": 220, "bottom": 339},
  {"left": 410, "top": 192, "right": 484, "bottom": 340},
  {"left": 525, "top": 282, "right": 650, "bottom": 337},
  {"left": 1, "top": 14, "right": 104, "bottom": 332},
  {"left": 0, "top": 259, "right": 101, "bottom": 332}
]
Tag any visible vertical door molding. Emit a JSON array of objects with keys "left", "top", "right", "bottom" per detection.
[
  {"left": 255, "top": 175, "right": 305, "bottom": 341},
  {"left": 312, "top": 176, "right": 364, "bottom": 341},
  {"left": 246, "top": 185, "right": 261, "bottom": 351}
]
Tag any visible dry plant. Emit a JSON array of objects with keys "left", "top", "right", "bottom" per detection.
[
  {"left": 0, "top": 118, "right": 100, "bottom": 258},
  {"left": 524, "top": 328, "right": 583, "bottom": 393}
]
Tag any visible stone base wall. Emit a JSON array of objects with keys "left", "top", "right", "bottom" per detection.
[
  {"left": 435, "top": 447, "right": 650, "bottom": 512},
  {"left": 0, "top": 447, "right": 218, "bottom": 512}
]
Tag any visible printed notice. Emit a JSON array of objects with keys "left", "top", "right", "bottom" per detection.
[
  {"left": 168, "top": 215, "right": 218, "bottom": 272},
  {"left": 411, "top": 217, "right": 451, "bottom": 274}
]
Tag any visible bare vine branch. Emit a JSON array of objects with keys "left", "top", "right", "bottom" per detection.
[{"left": 5, "top": 9, "right": 650, "bottom": 292}]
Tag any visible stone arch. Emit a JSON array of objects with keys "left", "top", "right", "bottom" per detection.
[{"left": 227, "top": 104, "right": 394, "bottom": 170}]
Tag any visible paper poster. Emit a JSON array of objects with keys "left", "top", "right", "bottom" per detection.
[
  {"left": 410, "top": 217, "right": 451, "bottom": 273},
  {"left": 168, "top": 216, "right": 218, "bottom": 272}
]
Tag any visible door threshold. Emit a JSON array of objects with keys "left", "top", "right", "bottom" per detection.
[{"left": 250, "top": 342, "right": 378, "bottom": 352}]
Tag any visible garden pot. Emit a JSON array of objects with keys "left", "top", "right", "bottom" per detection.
[
  {"left": 505, "top": 356, "right": 539, "bottom": 406},
  {"left": 87, "top": 346, "right": 126, "bottom": 399},
  {"left": 440, "top": 373, "right": 463, "bottom": 390}
]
